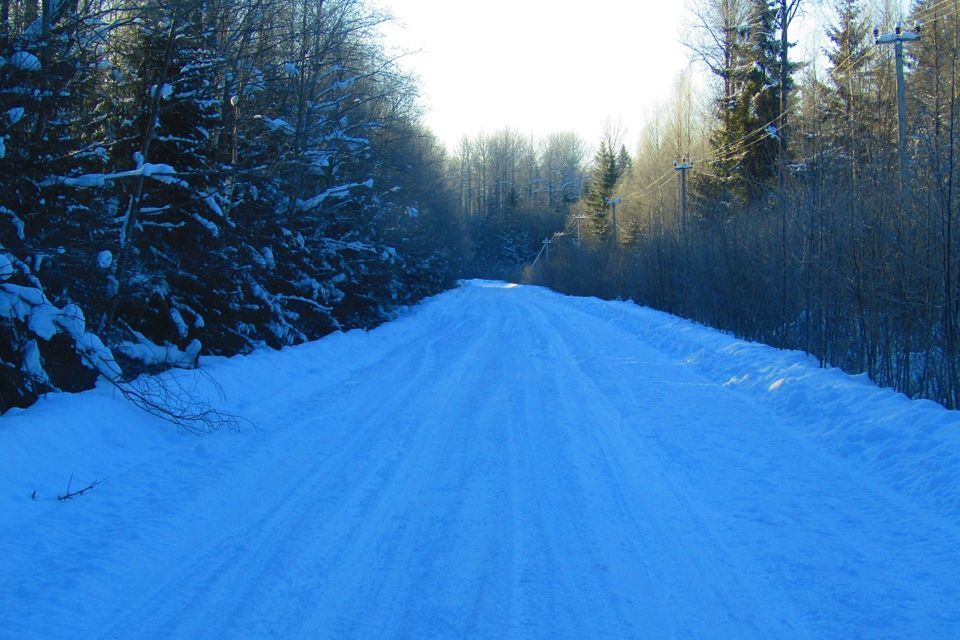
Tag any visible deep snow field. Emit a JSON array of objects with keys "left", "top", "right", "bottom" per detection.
[{"left": 3, "top": 280, "right": 960, "bottom": 638}]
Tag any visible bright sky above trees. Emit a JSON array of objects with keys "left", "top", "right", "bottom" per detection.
[
  {"left": 378, "top": 0, "right": 694, "bottom": 148},
  {"left": 377, "top": 0, "right": 923, "bottom": 150}
]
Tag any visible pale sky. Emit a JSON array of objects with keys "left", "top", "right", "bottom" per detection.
[{"left": 377, "top": 0, "right": 696, "bottom": 150}]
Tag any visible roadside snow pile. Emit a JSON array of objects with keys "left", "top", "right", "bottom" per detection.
[
  {"left": 0, "top": 321, "right": 404, "bottom": 509},
  {"left": 556, "top": 290, "right": 960, "bottom": 520}
]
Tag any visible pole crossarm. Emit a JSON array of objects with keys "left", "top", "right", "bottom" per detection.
[{"left": 875, "top": 24, "right": 920, "bottom": 45}]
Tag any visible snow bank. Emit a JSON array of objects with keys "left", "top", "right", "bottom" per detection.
[
  {"left": 549, "top": 288, "right": 960, "bottom": 520},
  {"left": 0, "top": 321, "right": 394, "bottom": 505}
]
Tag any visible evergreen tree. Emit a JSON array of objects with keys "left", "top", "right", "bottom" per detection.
[
  {"left": 735, "top": 0, "right": 781, "bottom": 198},
  {"left": 696, "top": 0, "right": 782, "bottom": 207},
  {"left": 1, "top": 0, "right": 465, "bottom": 413},
  {"left": 102, "top": 1, "right": 226, "bottom": 365},
  {"left": 0, "top": 0, "right": 121, "bottom": 408},
  {"left": 825, "top": 0, "right": 872, "bottom": 133},
  {"left": 585, "top": 141, "right": 628, "bottom": 240}
]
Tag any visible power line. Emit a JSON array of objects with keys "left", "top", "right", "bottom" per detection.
[
  {"left": 693, "top": 0, "right": 960, "bottom": 170},
  {"left": 531, "top": 215, "right": 579, "bottom": 267},
  {"left": 621, "top": 169, "right": 676, "bottom": 201},
  {"left": 913, "top": 0, "right": 958, "bottom": 24}
]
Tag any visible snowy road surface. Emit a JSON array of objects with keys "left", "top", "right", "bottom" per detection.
[{"left": 4, "top": 281, "right": 960, "bottom": 638}]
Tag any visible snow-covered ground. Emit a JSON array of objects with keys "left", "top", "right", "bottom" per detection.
[{"left": 3, "top": 280, "right": 960, "bottom": 639}]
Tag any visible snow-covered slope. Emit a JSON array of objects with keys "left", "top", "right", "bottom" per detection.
[{"left": 2, "top": 280, "right": 960, "bottom": 638}]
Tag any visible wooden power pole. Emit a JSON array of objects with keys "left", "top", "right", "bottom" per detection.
[
  {"left": 673, "top": 159, "right": 693, "bottom": 236},
  {"left": 574, "top": 215, "right": 587, "bottom": 246},
  {"left": 606, "top": 197, "right": 621, "bottom": 245},
  {"left": 875, "top": 23, "right": 921, "bottom": 204}
]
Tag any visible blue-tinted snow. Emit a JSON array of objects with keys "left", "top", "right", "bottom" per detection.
[{"left": 2, "top": 280, "right": 959, "bottom": 638}]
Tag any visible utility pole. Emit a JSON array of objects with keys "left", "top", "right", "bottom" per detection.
[
  {"left": 875, "top": 22, "right": 920, "bottom": 204},
  {"left": 606, "top": 197, "right": 621, "bottom": 245},
  {"left": 542, "top": 237, "right": 551, "bottom": 264},
  {"left": 574, "top": 215, "right": 587, "bottom": 246},
  {"left": 777, "top": 0, "right": 800, "bottom": 249},
  {"left": 673, "top": 159, "right": 693, "bottom": 236}
]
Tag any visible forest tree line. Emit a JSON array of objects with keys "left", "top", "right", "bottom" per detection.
[
  {"left": 0, "top": 0, "right": 462, "bottom": 412},
  {"left": 517, "top": 0, "right": 960, "bottom": 409},
  {"left": 452, "top": 130, "right": 588, "bottom": 277},
  {"left": 7, "top": 0, "right": 960, "bottom": 415}
]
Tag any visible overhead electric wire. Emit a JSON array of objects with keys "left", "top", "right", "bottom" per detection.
[
  {"left": 535, "top": 0, "right": 960, "bottom": 268},
  {"left": 913, "top": 0, "right": 958, "bottom": 24},
  {"left": 693, "top": 118, "right": 783, "bottom": 166},
  {"left": 685, "top": 0, "right": 959, "bottom": 171},
  {"left": 530, "top": 215, "right": 580, "bottom": 266},
  {"left": 621, "top": 169, "right": 677, "bottom": 202}
]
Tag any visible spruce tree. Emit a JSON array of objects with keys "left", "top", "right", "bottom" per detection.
[
  {"left": 585, "top": 141, "right": 627, "bottom": 240},
  {"left": 0, "top": 0, "right": 121, "bottom": 408},
  {"left": 736, "top": 0, "right": 781, "bottom": 199},
  {"left": 698, "top": 0, "right": 782, "bottom": 207}
]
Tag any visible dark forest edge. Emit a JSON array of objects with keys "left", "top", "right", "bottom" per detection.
[{"left": 0, "top": 0, "right": 465, "bottom": 413}]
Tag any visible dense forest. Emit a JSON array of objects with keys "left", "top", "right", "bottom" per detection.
[
  {"left": 513, "top": 0, "right": 960, "bottom": 410},
  {"left": 0, "top": 0, "right": 463, "bottom": 412},
  {"left": 5, "top": 0, "right": 960, "bottom": 413}
]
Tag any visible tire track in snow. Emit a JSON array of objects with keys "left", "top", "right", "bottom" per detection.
[
  {"left": 294, "top": 290, "right": 523, "bottom": 639},
  {"left": 10, "top": 282, "right": 960, "bottom": 639},
  {"left": 524, "top": 288, "right": 960, "bottom": 636},
  {"left": 519, "top": 292, "right": 807, "bottom": 637},
  {"left": 100, "top": 302, "right": 493, "bottom": 639}
]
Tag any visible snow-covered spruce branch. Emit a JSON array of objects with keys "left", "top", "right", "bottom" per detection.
[
  {"left": 39, "top": 163, "right": 183, "bottom": 188},
  {"left": 110, "top": 330, "right": 246, "bottom": 434},
  {"left": 296, "top": 179, "right": 374, "bottom": 212},
  {"left": 1, "top": 275, "right": 241, "bottom": 432},
  {"left": 275, "top": 294, "right": 333, "bottom": 312}
]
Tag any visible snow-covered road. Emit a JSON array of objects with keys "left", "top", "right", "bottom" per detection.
[{"left": 4, "top": 281, "right": 960, "bottom": 638}]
